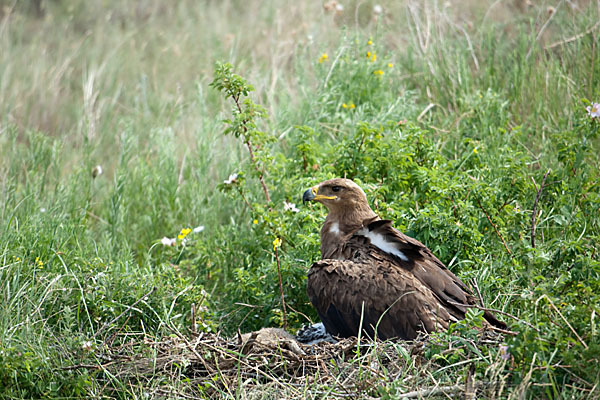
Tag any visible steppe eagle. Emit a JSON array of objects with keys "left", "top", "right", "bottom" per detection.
[{"left": 302, "top": 178, "right": 505, "bottom": 340}]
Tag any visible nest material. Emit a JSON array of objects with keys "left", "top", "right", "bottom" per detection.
[{"left": 98, "top": 327, "right": 507, "bottom": 399}]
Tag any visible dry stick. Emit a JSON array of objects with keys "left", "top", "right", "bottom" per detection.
[
  {"left": 232, "top": 94, "right": 271, "bottom": 204},
  {"left": 526, "top": 0, "right": 564, "bottom": 60},
  {"left": 188, "top": 334, "right": 291, "bottom": 390},
  {"left": 476, "top": 199, "right": 512, "bottom": 255},
  {"left": 191, "top": 303, "right": 196, "bottom": 335},
  {"left": 545, "top": 20, "right": 600, "bottom": 50},
  {"left": 166, "top": 324, "right": 216, "bottom": 374},
  {"left": 274, "top": 245, "right": 288, "bottom": 329},
  {"left": 531, "top": 169, "right": 551, "bottom": 248},
  {"left": 469, "top": 278, "right": 485, "bottom": 307},
  {"left": 60, "top": 364, "right": 102, "bottom": 371},
  {"left": 153, "top": 388, "right": 198, "bottom": 400},
  {"left": 285, "top": 302, "right": 313, "bottom": 325},
  {"left": 94, "top": 286, "right": 156, "bottom": 339},
  {"left": 399, "top": 384, "right": 464, "bottom": 399},
  {"left": 540, "top": 295, "right": 588, "bottom": 349}
]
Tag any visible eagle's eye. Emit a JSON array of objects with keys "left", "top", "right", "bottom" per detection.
[{"left": 331, "top": 186, "right": 342, "bottom": 192}]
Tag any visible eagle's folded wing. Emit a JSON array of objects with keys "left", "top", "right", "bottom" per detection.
[
  {"left": 354, "top": 219, "right": 507, "bottom": 329},
  {"left": 307, "top": 258, "right": 453, "bottom": 340}
]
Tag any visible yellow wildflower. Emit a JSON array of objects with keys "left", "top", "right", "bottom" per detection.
[
  {"left": 319, "top": 53, "right": 328, "bottom": 63},
  {"left": 373, "top": 69, "right": 384, "bottom": 76},
  {"left": 473, "top": 148, "right": 478, "bottom": 154},
  {"left": 178, "top": 228, "right": 192, "bottom": 240},
  {"left": 371, "top": 53, "right": 377, "bottom": 62},
  {"left": 367, "top": 39, "right": 373, "bottom": 45},
  {"left": 253, "top": 219, "right": 258, "bottom": 225},
  {"left": 366, "top": 51, "right": 371, "bottom": 58},
  {"left": 273, "top": 237, "right": 282, "bottom": 251},
  {"left": 349, "top": 103, "right": 356, "bottom": 109},
  {"left": 342, "top": 103, "right": 348, "bottom": 108},
  {"left": 388, "top": 63, "right": 393, "bottom": 68}
]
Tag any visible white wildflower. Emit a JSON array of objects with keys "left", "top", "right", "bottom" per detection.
[
  {"left": 82, "top": 341, "right": 93, "bottom": 351},
  {"left": 284, "top": 201, "right": 299, "bottom": 213},
  {"left": 224, "top": 173, "right": 238, "bottom": 185},
  {"left": 336, "top": 3, "right": 344, "bottom": 12},
  {"left": 161, "top": 237, "right": 177, "bottom": 246},
  {"left": 193, "top": 225, "right": 205, "bottom": 233},
  {"left": 373, "top": 4, "right": 383, "bottom": 14},
  {"left": 586, "top": 102, "right": 600, "bottom": 119}
]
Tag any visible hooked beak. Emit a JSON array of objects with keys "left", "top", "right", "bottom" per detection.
[
  {"left": 302, "top": 186, "right": 337, "bottom": 204},
  {"left": 302, "top": 187, "right": 316, "bottom": 204}
]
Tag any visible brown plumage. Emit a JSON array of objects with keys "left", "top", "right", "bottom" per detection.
[{"left": 302, "top": 178, "right": 505, "bottom": 340}]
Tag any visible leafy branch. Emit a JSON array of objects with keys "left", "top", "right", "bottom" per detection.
[{"left": 210, "top": 62, "right": 272, "bottom": 205}]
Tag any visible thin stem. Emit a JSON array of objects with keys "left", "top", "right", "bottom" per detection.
[
  {"left": 236, "top": 186, "right": 254, "bottom": 210},
  {"left": 232, "top": 95, "right": 271, "bottom": 204},
  {"left": 274, "top": 246, "right": 287, "bottom": 329},
  {"left": 476, "top": 199, "right": 512, "bottom": 255}
]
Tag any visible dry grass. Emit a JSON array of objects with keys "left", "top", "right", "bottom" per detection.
[
  {"left": 2, "top": 0, "right": 584, "bottom": 140},
  {"left": 83, "top": 327, "right": 518, "bottom": 399}
]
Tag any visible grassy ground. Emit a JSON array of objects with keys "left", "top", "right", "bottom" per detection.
[{"left": 1, "top": 0, "right": 599, "bottom": 398}]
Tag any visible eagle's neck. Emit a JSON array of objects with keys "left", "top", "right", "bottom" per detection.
[{"left": 320, "top": 205, "right": 378, "bottom": 258}]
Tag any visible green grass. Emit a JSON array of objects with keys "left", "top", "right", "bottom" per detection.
[{"left": 1, "top": 0, "right": 599, "bottom": 398}]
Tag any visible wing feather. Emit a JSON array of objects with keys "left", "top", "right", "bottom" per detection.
[
  {"left": 352, "top": 219, "right": 506, "bottom": 329},
  {"left": 307, "top": 258, "right": 451, "bottom": 340}
]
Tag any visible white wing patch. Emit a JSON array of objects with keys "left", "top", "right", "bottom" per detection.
[
  {"left": 357, "top": 228, "right": 409, "bottom": 261},
  {"left": 329, "top": 222, "right": 341, "bottom": 235}
]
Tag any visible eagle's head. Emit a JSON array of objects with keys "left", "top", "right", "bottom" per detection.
[{"left": 302, "top": 178, "right": 369, "bottom": 213}]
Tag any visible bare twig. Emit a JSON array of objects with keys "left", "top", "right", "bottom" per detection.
[
  {"left": 191, "top": 303, "right": 196, "bottom": 335},
  {"left": 531, "top": 169, "right": 551, "bottom": 248},
  {"left": 470, "top": 278, "right": 485, "bottom": 307},
  {"left": 400, "top": 384, "right": 464, "bottom": 398},
  {"left": 244, "top": 139, "right": 271, "bottom": 204},
  {"left": 526, "top": 0, "right": 564, "bottom": 60},
  {"left": 537, "top": 295, "right": 588, "bottom": 349},
  {"left": 476, "top": 199, "right": 512, "bottom": 255},
  {"left": 545, "top": 20, "right": 600, "bottom": 50},
  {"left": 60, "top": 364, "right": 102, "bottom": 371}
]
